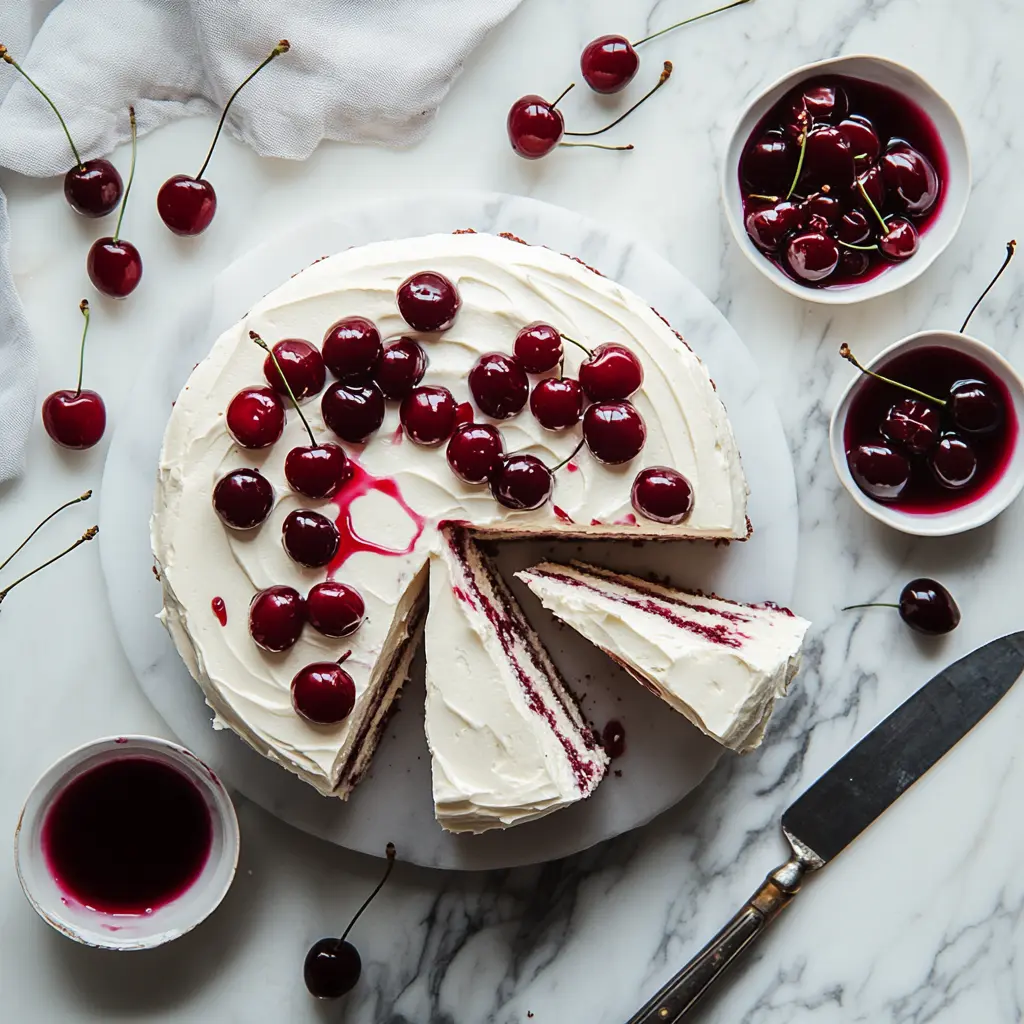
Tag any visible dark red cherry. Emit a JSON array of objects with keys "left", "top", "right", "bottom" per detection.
[
  {"left": 631, "top": 466, "right": 694, "bottom": 524},
  {"left": 785, "top": 230, "right": 839, "bottom": 282},
  {"left": 291, "top": 662, "right": 356, "bottom": 725},
  {"left": 304, "top": 939, "right": 361, "bottom": 999},
  {"left": 306, "top": 582, "right": 365, "bottom": 638},
  {"left": 848, "top": 442, "right": 911, "bottom": 501},
  {"left": 397, "top": 271, "right": 460, "bottom": 332},
  {"left": 837, "top": 115, "right": 880, "bottom": 167},
  {"left": 469, "top": 353, "right": 529, "bottom": 419},
  {"left": 514, "top": 322, "right": 563, "bottom": 373},
  {"left": 374, "top": 338, "right": 427, "bottom": 400},
  {"left": 400, "top": 385, "right": 457, "bottom": 446},
  {"left": 583, "top": 402, "right": 646, "bottom": 464},
  {"left": 322, "top": 317, "right": 382, "bottom": 384},
  {"left": 263, "top": 339, "right": 326, "bottom": 400},
  {"left": 837, "top": 208, "right": 872, "bottom": 245},
  {"left": 878, "top": 218, "right": 919, "bottom": 262},
  {"left": 156, "top": 176, "right": 217, "bottom": 235},
  {"left": 455, "top": 402, "right": 474, "bottom": 426},
  {"left": 741, "top": 130, "right": 797, "bottom": 194},
  {"left": 40, "top": 388, "right": 105, "bottom": 449},
  {"left": 87, "top": 238, "right": 142, "bottom": 298},
  {"left": 782, "top": 82, "right": 848, "bottom": 136},
  {"left": 282, "top": 509, "right": 340, "bottom": 568},
  {"left": 507, "top": 95, "right": 565, "bottom": 159},
  {"left": 226, "top": 386, "right": 286, "bottom": 448},
  {"left": 285, "top": 443, "right": 351, "bottom": 499},
  {"left": 579, "top": 344, "right": 643, "bottom": 402},
  {"left": 838, "top": 248, "right": 871, "bottom": 278},
  {"left": 63, "top": 160, "right": 123, "bottom": 218},
  {"left": 898, "top": 578, "right": 960, "bottom": 635},
  {"left": 530, "top": 377, "right": 583, "bottom": 430},
  {"left": 249, "top": 585, "right": 305, "bottom": 652},
  {"left": 930, "top": 434, "right": 977, "bottom": 490},
  {"left": 802, "top": 191, "right": 841, "bottom": 225},
  {"left": 213, "top": 468, "right": 274, "bottom": 529},
  {"left": 881, "top": 397, "right": 940, "bottom": 455},
  {"left": 799, "top": 126, "right": 854, "bottom": 191},
  {"left": 321, "top": 383, "right": 386, "bottom": 444},
  {"left": 880, "top": 141, "right": 940, "bottom": 216},
  {"left": 446, "top": 423, "right": 504, "bottom": 484},
  {"left": 489, "top": 454, "right": 553, "bottom": 510},
  {"left": 950, "top": 379, "right": 1003, "bottom": 435},
  {"left": 580, "top": 34, "right": 639, "bottom": 94},
  {"left": 745, "top": 200, "right": 803, "bottom": 252}
]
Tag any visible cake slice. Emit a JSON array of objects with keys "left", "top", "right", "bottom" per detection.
[
  {"left": 517, "top": 561, "right": 809, "bottom": 753},
  {"left": 424, "top": 530, "right": 608, "bottom": 833}
]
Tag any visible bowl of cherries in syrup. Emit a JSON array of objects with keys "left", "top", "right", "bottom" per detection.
[{"left": 723, "top": 55, "right": 969, "bottom": 302}]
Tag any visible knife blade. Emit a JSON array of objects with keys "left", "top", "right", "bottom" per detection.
[{"left": 626, "top": 631, "right": 1024, "bottom": 1024}]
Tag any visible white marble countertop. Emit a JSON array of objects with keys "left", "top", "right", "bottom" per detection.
[{"left": 3, "top": 0, "right": 1024, "bottom": 1020}]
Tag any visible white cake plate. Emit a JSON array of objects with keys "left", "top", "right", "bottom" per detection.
[{"left": 99, "top": 191, "right": 799, "bottom": 871}]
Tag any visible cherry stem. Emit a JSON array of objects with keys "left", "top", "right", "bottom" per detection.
[
  {"left": 839, "top": 343, "right": 947, "bottom": 406},
  {"left": 551, "top": 436, "right": 586, "bottom": 473},
  {"left": 856, "top": 179, "right": 889, "bottom": 235},
  {"left": 747, "top": 193, "right": 781, "bottom": 202},
  {"left": 550, "top": 83, "right": 575, "bottom": 110},
  {"left": 74, "top": 299, "right": 90, "bottom": 395},
  {"left": 560, "top": 333, "right": 591, "bottom": 356},
  {"left": 842, "top": 602, "right": 898, "bottom": 611},
  {"left": 0, "top": 490, "right": 92, "bottom": 574},
  {"left": 337, "top": 650, "right": 352, "bottom": 666},
  {"left": 0, "top": 46, "right": 83, "bottom": 168},
  {"left": 113, "top": 107, "right": 136, "bottom": 243},
  {"left": 565, "top": 61, "right": 672, "bottom": 138},
  {"left": 0, "top": 527, "right": 98, "bottom": 607},
  {"left": 196, "top": 40, "right": 290, "bottom": 181},
  {"left": 559, "top": 141, "right": 634, "bottom": 151},
  {"left": 339, "top": 843, "right": 396, "bottom": 945},
  {"left": 837, "top": 240, "right": 879, "bottom": 252},
  {"left": 249, "top": 331, "right": 317, "bottom": 447},
  {"left": 960, "top": 239, "right": 1017, "bottom": 334},
  {"left": 784, "top": 113, "right": 808, "bottom": 200},
  {"left": 632, "top": 0, "right": 752, "bottom": 46}
]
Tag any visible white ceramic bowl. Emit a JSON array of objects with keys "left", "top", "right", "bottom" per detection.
[
  {"left": 830, "top": 330, "right": 1024, "bottom": 536},
  {"left": 722, "top": 54, "right": 970, "bottom": 304},
  {"left": 14, "top": 735, "right": 239, "bottom": 950}
]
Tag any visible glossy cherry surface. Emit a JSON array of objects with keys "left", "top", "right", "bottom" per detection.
[
  {"left": 880, "top": 141, "right": 939, "bottom": 216},
  {"left": 469, "top": 352, "right": 529, "bottom": 419},
  {"left": 291, "top": 662, "right": 356, "bottom": 725},
  {"left": 226, "top": 386, "right": 286, "bottom": 449},
  {"left": 156, "top": 175, "right": 217, "bottom": 235},
  {"left": 213, "top": 468, "right": 274, "bottom": 529},
  {"left": 837, "top": 114, "right": 880, "bottom": 166},
  {"left": 848, "top": 442, "right": 911, "bottom": 501},
  {"left": 248, "top": 585, "right": 305, "bottom": 652},
  {"left": 304, "top": 939, "right": 362, "bottom": 999},
  {"left": 631, "top": 466, "right": 694, "bottom": 524},
  {"left": 263, "top": 339, "right": 326, "bottom": 400},
  {"left": 579, "top": 344, "right": 643, "bottom": 401},
  {"left": 878, "top": 217, "right": 919, "bottom": 261},
  {"left": 507, "top": 95, "right": 564, "bottom": 159},
  {"left": 489, "top": 454, "right": 553, "bottom": 510},
  {"left": 837, "top": 208, "right": 871, "bottom": 245},
  {"left": 950, "top": 379, "right": 1003, "bottom": 435},
  {"left": 306, "top": 582, "right": 365, "bottom": 638},
  {"left": 323, "top": 317, "right": 382, "bottom": 384},
  {"left": 580, "top": 35, "right": 639, "bottom": 94},
  {"left": 899, "top": 578, "right": 961, "bottom": 634},
  {"left": 42, "top": 390, "right": 106, "bottom": 449},
  {"left": 374, "top": 338, "right": 427, "bottom": 400},
  {"left": 929, "top": 434, "right": 977, "bottom": 489},
  {"left": 400, "top": 385, "right": 457, "bottom": 446},
  {"left": 880, "top": 397, "right": 940, "bottom": 455},
  {"left": 282, "top": 509, "right": 340, "bottom": 568},
  {"left": 285, "top": 443, "right": 351, "bottom": 499},
  {"left": 397, "top": 271, "right": 460, "bottom": 331},
  {"left": 64, "top": 160, "right": 123, "bottom": 218},
  {"left": 446, "top": 423, "right": 504, "bottom": 484},
  {"left": 87, "top": 238, "right": 142, "bottom": 298},
  {"left": 800, "top": 126, "right": 854, "bottom": 191},
  {"left": 785, "top": 230, "right": 839, "bottom": 282},
  {"left": 740, "top": 130, "right": 796, "bottom": 194},
  {"left": 745, "top": 200, "right": 803, "bottom": 252},
  {"left": 530, "top": 377, "right": 583, "bottom": 430},
  {"left": 321, "top": 382, "right": 386, "bottom": 443},
  {"left": 583, "top": 401, "right": 646, "bottom": 464},
  {"left": 514, "top": 322, "right": 563, "bottom": 373}
]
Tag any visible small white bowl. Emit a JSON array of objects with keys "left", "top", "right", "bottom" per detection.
[
  {"left": 722, "top": 54, "right": 970, "bottom": 304},
  {"left": 830, "top": 330, "right": 1024, "bottom": 536},
  {"left": 14, "top": 735, "right": 239, "bottom": 950}
]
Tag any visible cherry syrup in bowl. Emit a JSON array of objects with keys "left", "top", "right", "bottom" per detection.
[{"left": 15, "top": 736, "right": 239, "bottom": 950}]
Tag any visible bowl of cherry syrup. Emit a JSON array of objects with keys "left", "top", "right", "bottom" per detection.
[
  {"left": 723, "top": 55, "right": 969, "bottom": 302},
  {"left": 15, "top": 735, "right": 239, "bottom": 950}
]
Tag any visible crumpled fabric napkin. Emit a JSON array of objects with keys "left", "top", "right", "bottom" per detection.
[{"left": 0, "top": 0, "right": 523, "bottom": 479}]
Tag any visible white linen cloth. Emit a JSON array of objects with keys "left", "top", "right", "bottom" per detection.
[{"left": 0, "top": 0, "right": 523, "bottom": 479}]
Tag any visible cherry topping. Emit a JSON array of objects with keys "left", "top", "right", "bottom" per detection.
[
  {"left": 929, "top": 434, "right": 977, "bottom": 490},
  {"left": 323, "top": 317, "right": 382, "bottom": 384},
  {"left": 745, "top": 200, "right": 803, "bottom": 252},
  {"left": 469, "top": 352, "right": 529, "bottom": 419},
  {"left": 489, "top": 454, "right": 553, "bottom": 510},
  {"left": 306, "top": 582, "right": 365, "bottom": 638},
  {"left": 262, "top": 339, "right": 326, "bottom": 400},
  {"left": 396, "top": 271, "right": 460, "bottom": 332},
  {"left": 878, "top": 217, "right": 919, "bottom": 261},
  {"left": 848, "top": 442, "right": 911, "bottom": 501},
  {"left": 578, "top": 343, "right": 643, "bottom": 401},
  {"left": 741, "top": 130, "right": 797, "bottom": 195},
  {"left": 530, "top": 377, "right": 583, "bottom": 430},
  {"left": 580, "top": 35, "right": 639, "bottom": 94},
  {"left": 880, "top": 141, "right": 939, "bottom": 216},
  {"left": 285, "top": 443, "right": 351, "bottom": 499},
  {"left": 64, "top": 160, "right": 123, "bottom": 218},
  {"left": 507, "top": 94, "right": 565, "bottom": 159},
  {"left": 399, "top": 385, "right": 457, "bottom": 446},
  {"left": 785, "top": 230, "right": 839, "bottom": 282},
  {"left": 583, "top": 402, "right": 646, "bottom": 464},
  {"left": 514, "top": 323, "right": 563, "bottom": 373},
  {"left": 291, "top": 661, "right": 356, "bottom": 725},
  {"left": 321, "top": 383, "right": 386, "bottom": 444},
  {"left": 156, "top": 176, "right": 217, "bottom": 236},
  {"left": 631, "top": 466, "right": 694, "bottom": 524},
  {"left": 226, "top": 386, "right": 286, "bottom": 449},
  {"left": 213, "top": 468, "right": 274, "bottom": 529},
  {"left": 249, "top": 585, "right": 305, "bottom": 652},
  {"left": 898, "top": 578, "right": 961, "bottom": 634},
  {"left": 446, "top": 423, "right": 504, "bottom": 484},
  {"left": 950, "top": 379, "right": 1003, "bottom": 435},
  {"left": 455, "top": 402, "right": 474, "bottom": 426},
  {"left": 282, "top": 509, "right": 340, "bottom": 568},
  {"left": 881, "top": 397, "right": 940, "bottom": 455},
  {"left": 374, "top": 338, "right": 427, "bottom": 400}
]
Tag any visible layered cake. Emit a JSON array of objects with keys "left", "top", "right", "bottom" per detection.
[{"left": 152, "top": 230, "right": 778, "bottom": 834}]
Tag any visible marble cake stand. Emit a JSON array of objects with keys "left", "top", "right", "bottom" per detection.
[{"left": 98, "top": 191, "right": 799, "bottom": 871}]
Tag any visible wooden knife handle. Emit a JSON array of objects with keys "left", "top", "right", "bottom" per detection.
[{"left": 625, "top": 858, "right": 806, "bottom": 1024}]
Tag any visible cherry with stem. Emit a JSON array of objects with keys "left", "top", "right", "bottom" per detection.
[
  {"left": 856, "top": 179, "right": 890, "bottom": 235},
  {"left": 784, "top": 109, "right": 809, "bottom": 200},
  {"left": 839, "top": 343, "right": 947, "bottom": 406},
  {"left": 0, "top": 527, "right": 98, "bottom": 608},
  {"left": 0, "top": 490, "right": 92, "bottom": 574},
  {"left": 564, "top": 61, "right": 673, "bottom": 141},
  {"left": 960, "top": 240, "right": 1017, "bottom": 334}
]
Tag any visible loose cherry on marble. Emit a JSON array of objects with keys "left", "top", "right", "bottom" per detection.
[
  {"left": 582, "top": 401, "right": 647, "bottom": 464},
  {"left": 397, "top": 272, "right": 461, "bottom": 332},
  {"left": 374, "top": 338, "right": 427, "bottom": 400},
  {"left": 226, "top": 386, "right": 286, "bottom": 449},
  {"left": 42, "top": 300, "right": 107, "bottom": 450},
  {"left": 249, "top": 585, "right": 305, "bottom": 652},
  {"left": 489, "top": 454, "right": 554, "bottom": 510},
  {"left": 446, "top": 423, "right": 505, "bottom": 484},
  {"left": 321, "top": 382, "right": 386, "bottom": 444},
  {"left": 631, "top": 466, "right": 694, "bottom": 524},
  {"left": 568, "top": 338, "right": 643, "bottom": 401},
  {"left": 87, "top": 106, "right": 142, "bottom": 298},
  {"left": 0, "top": 45, "right": 123, "bottom": 217},
  {"left": 291, "top": 652, "right": 356, "bottom": 725},
  {"left": 306, "top": 582, "right": 365, "bottom": 638},
  {"left": 514, "top": 322, "right": 563, "bottom": 373},
  {"left": 469, "top": 352, "right": 529, "bottom": 419},
  {"left": 156, "top": 41, "right": 290, "bottom": 235},
  {"left": 530, "top": 377, "right": 583, "bottom": 430},
  {"left": 844, "top": 577, "right": 961, "bottom": 636},
  {"left": 930, "top": 433, "right": 978, "bottom": 490},
  {"left": 263, "top": 339, "right": 326, "bottom": 400},
  {"left": 323, "top": 317, "right": 382, "bottom": 384},
  {"left": 847, "top": 441, "right": 911, "bottom": 502},
  {"left": 282, "top": 509, "right": 340, "bottom": 568},
  {"left": 880, "top": 141, "right": 940, "bottom": 217},
  {"left": 878, "top": 217, "right": 919, "bottom": 262},
  {"left": 400, "top": 385, "right": 458, "bottom": 446},
  {"left": 881, "top": 397, "right": 940, "bottom": 455},
  {"left": 213, "top": 468, "right": 275, "bottom": 529},
  {"left": 785, "top": 229, "right": 839, "bottom": 282},
  {"left": 304, "top": 843, "right": 396, "bottom": 1000}
]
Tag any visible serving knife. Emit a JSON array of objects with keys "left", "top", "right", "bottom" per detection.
[{"left": 627, "top": 631, "right": 1024, "bottom": 1024}]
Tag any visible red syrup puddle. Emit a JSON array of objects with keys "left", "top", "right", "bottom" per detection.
[
  {"left": 553, "top": 505, "right": 573, "bottom": 523},
  {"left": 452, "top": 585, "right": 477, "bottom": 608},
  {"left": 390, "top": 425, "right": 404, "bottom": 445},
  {"left": 614, "top": 513, "right": 637, "bottom": 526},
  {"left": 328, "top": 456, "right": 426, "bottom": 575},
  {"left": 455, "top": 402, "right": 474, "bottom": 426},
  {"left": 590, "top": 519, "right": 603, "bottom": 526},
  {"left": 211, "top": 597, "right": 227, "bottom": 626},
  {"left": 566, "top": 461, "right": 579, "bottom": 473},
  {"left": 602, "top": 720, "right": 626, "bottom": 759}
]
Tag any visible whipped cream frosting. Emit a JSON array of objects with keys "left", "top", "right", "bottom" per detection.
[
  {"left": 152, "top": 231, "right": 749, "bottom": 806},
  {"left": 517, "top": 562, "right": 809, "bottom": 753}
]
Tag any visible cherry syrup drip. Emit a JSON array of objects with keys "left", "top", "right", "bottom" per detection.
[
  {"left": 553, "top": 506, "right": 574, "bottom": 523},
  {"left": 211, "top": 596, "right": 227, "bottom": 626},
  {"left": 42, "top": 758, "right": 212, "bottom": 915},
  {"left": 602, "top": 720, "right": 626, "bottom": 759}
]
